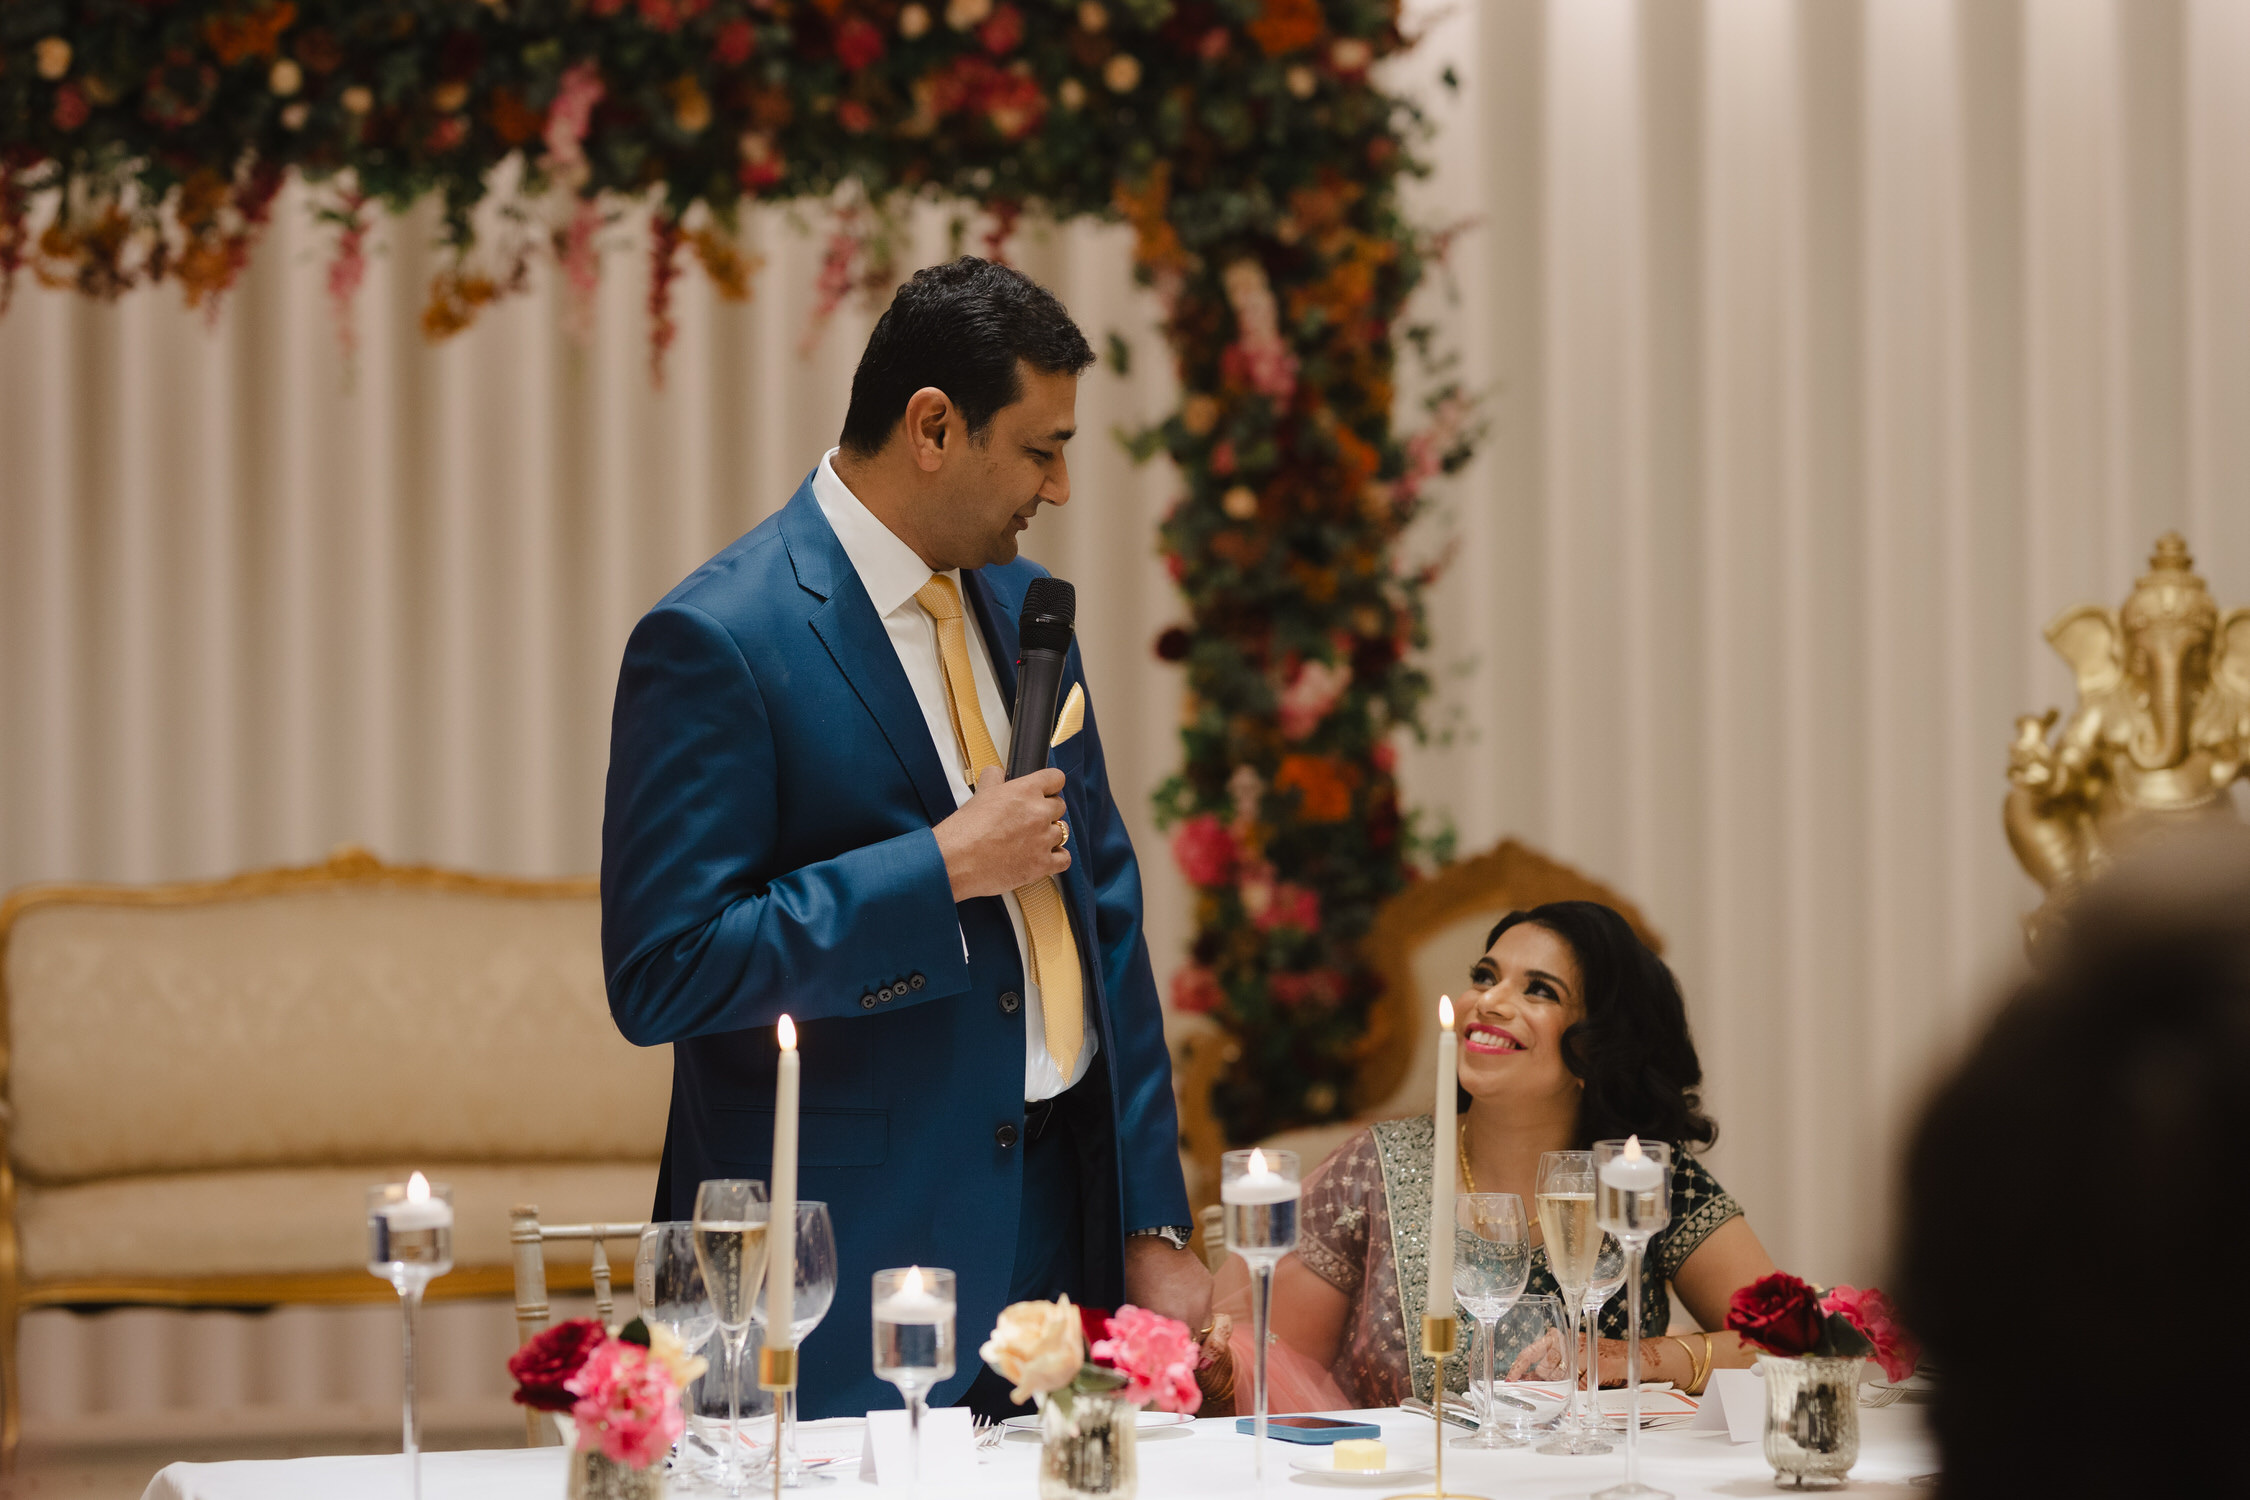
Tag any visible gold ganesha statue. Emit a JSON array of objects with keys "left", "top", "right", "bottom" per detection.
[{"left": 2006, "top": 533, "right": 2250, "bottom": 900}]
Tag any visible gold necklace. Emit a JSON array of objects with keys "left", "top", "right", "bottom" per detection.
[{"left": 1458, "top": 1117, "right": 1475, "bottom": 1193}]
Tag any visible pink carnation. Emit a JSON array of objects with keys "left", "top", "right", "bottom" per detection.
[
  {"left": 1090, "top": 1305, "right": 1202, "bottom": 1415},
  {"left": 1277, "top": 658, "right": 1351, "bottom": 740},
  {"left": 1171, "top": 814, "right": 1238, "bottom": 886},
  {"left": 1253, "top": 881, "right": 1321, "bottom": 933},
  {"left": 566, "top": 1339, "right": 685, "bottom": 1469},
  {"left": 1819, "top": 1284, "right": 1920, "bottom": 1384}
]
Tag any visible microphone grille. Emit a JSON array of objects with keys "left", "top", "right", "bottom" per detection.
[{"left": 1019, "top": 577, "right": 1076, "bottom": 651}]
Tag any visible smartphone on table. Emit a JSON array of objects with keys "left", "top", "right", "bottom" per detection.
[{"left": 1234, "top": 1415, "right": 1383, "bottom": 1444}]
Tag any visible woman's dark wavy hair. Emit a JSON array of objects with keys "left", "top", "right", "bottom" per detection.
[{"left": 1461, "top": 901, "right": 1718, "bottom": 1154}]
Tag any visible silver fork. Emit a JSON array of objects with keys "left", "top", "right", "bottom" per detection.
[{"left": 973, "top": 1416, "right": 1007, "bottom": 1452}]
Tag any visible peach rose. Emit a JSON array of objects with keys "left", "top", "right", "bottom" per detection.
[{"left": 981, "top": 1297, "right": 1085, "bottom": 1404}]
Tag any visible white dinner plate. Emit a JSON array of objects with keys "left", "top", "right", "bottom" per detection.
[
  {"left": 1285, "top": 1446, "right": 1436, "bottom": 1485},
  {"left": 1000, "top": 1409, "right": 1194, "bottom": 1433}
]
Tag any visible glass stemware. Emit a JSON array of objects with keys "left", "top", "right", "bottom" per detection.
[
  {"left": 638, "top": 1222, "right": 719, "bottom": 1482},
  {"left": 367, "top": 1175, "right": 453, "bottom": 1500},
  {"left": 693, "top": 1178, "right": 771, "bottom": 1498},
  {"left": 1220, "top": 1147, "right": 1301, "bottom": 1482},
  {"left": 751, "top": 1201, "right": 839, "bottom": 1488},
  {"left": 1534, "top": 1150, "right": 1611, "bottom": 1456},
  {"left": 1593, "top": 1137, "right": 1673, "bottom": 1500},
  {"left": 872, "top": 1267, "right": 956, "bottom": 1500},
  {"left": 1450, "top": 1192, "right": 1530, "bottom": 1449},
  {"left": 1491, "top": 1293, "right": 1568, "bottom": 1443},
  {"left": 1568, "top": 1233, "right": 1627, "bottom": 1439}
]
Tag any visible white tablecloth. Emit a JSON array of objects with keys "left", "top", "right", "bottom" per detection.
[{"left": 141, "top": 1406, "right": 1938, "bottom": 1499}]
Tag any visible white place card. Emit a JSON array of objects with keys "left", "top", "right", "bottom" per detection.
[
  {"left": 859, "top": 1405, "right": 979, "bottom": 1490},
  {"left": 1697, "top": 1366, "right": 1765, "bottom": 1443}
]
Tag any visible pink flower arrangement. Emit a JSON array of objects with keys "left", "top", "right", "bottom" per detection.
[
  {"left": 1819, "top": 1284, "right": 1920, "bottom": 1383},
  {"left": 1171, "top": 813, "right": 1238, "bottom": 886},
  {"left": 542, "top": 62, "right": 605, "bottom": 189},
  {"left": 1089, "top": 1305, "right": 1202, "bottom": 1414},
  {"left": 508, "top": 1317, "right": 706, "bottom": 1471},
  {"left": 1220, "top": 258, "right": 1299, "bottom": 401}
]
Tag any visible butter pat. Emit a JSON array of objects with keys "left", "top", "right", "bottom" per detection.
[{"left": 1331, "top": 1439, "right": 1386, "bottom": 1472}]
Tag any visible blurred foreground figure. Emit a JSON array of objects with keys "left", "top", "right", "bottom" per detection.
[{"left": 1899, "top": 825, "right": 2250, "bottom": 1496}]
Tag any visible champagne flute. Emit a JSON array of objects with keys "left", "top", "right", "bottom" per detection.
[
  {"left": 751, "top": 1202, "right": 839, "bottom": 1488},
  {"left": 1535, "top": 1150, "right": 1611, "bottom": 1456},
  {"left": 1578, "top": 1233, "right": 1627, "bottom": 1436},
  {"left": 694, "top": 1179, "right": 771, "bottom": 1498},
  {"left": 367, "top": 1175, "right": 453, "bottom": 1500},
  {"left": 1221, "top": 1147, "right": 1301, "bottom": 1481},
  {"left": 1451, "top": 1192, "right": 1530, "bottom": 1449},
  {"left": 873, "top": 1267, "right": 956, "bottom": 1500},
  {"left": 1593, "top": 1137, "right": 1672, "bottom": 1500},
  {"left": 639, "top": 1223, "right": 719, "bottom": 1480}
]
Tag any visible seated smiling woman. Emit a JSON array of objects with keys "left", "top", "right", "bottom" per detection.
[{"left": 1203, "top": 901, "right": 1780, "bottom": 1411}]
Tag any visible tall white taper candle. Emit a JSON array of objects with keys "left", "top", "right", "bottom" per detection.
[
  {"left": 1427, "top": 995, "right": 1457, "bottom": 1314},
  {"left": 768, "top": 1014, "right": 800, "bottom": 1346}
]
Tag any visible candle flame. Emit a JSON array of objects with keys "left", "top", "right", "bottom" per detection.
[
  {"left": 904, "top": 1265, "right": 925, "bottom": 1295},
  {"left": 1248, "top": 1147, "right": 1268, "bottom": 1175},
  {"left": 406, "top": 1171, "right": 429, "bottom": 1203},
  {"left": 1623, "top": 1134, "right": 1643, "bottom": 1161},
  {"left": 1438, "top": 994, "right": 1454, "bottom": 1030},
  {"left": 778, "top": 1013, "right": 797, "bottom": 1050}
]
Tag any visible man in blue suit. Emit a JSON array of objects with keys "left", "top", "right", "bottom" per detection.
[{"left": 602, "top": 258, "right": 1210, "bottom": 1420}]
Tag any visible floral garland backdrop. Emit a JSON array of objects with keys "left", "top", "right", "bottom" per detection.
[{"left": 0, "top": 0, "right": 1472, "bottom": 1143}]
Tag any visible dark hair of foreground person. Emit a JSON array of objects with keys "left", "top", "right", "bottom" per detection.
[{"left": 1898, "top": 827, "right": 2250, "bottom": 1496}]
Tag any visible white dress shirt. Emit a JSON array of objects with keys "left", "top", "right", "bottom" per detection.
[{"left": 811, "top": 450, "right": 1095, "bottom": 1101}]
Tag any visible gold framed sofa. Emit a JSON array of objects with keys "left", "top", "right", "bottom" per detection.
[{"left": 0, "top": 847, "right": 668, "bottom": 1461}]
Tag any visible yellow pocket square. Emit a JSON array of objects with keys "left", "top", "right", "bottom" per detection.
[{"left": 1049, "top": 683, "right": 1086, "bottom": 747}]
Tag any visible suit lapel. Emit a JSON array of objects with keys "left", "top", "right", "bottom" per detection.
[{"left": 781, "top": 485, "right": 960, "bottom": 828}]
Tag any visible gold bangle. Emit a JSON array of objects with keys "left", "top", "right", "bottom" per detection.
[
  {"left": 1665, "top": 1336, "right": 1698, "bottom": 1390},
  {"left": 1689, "top": 1333, "right": 1714, "bottom": 1396}
]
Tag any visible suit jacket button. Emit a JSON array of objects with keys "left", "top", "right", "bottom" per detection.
[
  {"left": 909, "top": 973, "right": 925, "bottom": 990},
  {"left": 878, "top": 985, "right": 894, "bottom": 1002},
  {"left": 995, "top": 1123, "right": 1019, "bottom": 1148},
  {"left": 999, "top": 990, "right": 1021, "bottom": 1014},
  {"left": 860, "top": 992, "right": 878, "bottom": 1010}
]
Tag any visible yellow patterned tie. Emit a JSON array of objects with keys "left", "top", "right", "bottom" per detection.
[{"left": 914, "top": 575, "right": 1084, "bottom": 1074}]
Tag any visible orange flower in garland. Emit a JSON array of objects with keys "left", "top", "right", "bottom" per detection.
[
  {"left": 1272, "top": 754, "right": 1358, "bottom": 823},
  {"left": 1248, "top": 0, "right": 1324, "bottom": 57},
  {"left": 202, "top": 2, "right": 296, "bottom": 65}
]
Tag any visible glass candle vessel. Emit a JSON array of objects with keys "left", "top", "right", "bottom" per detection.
[
  {"left": 368, "top": 1175, "right": 454, "bottom": 1500},
  {"left": 1758, "top": 1354, "right": 1863, "bottom": 1488},
  {"left": 1592, "top": 1137, "right": 1673, "bottom": 1500},
  {"left": 1220, "top": 1147, "right": 1300, "bottom": 1482},
  {"left": 872, "top": 1266, "right": 957, "bottom": 1500}
]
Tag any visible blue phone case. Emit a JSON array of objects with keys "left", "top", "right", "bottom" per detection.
[{"left": 1235, "top": 1417, "right": 1383, "bottom": 1444}]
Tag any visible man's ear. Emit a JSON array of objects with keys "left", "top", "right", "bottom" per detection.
[{"left": 905, "top": 386, "right": 952, "bottom": 473}]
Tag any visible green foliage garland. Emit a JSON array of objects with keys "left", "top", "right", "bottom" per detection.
[{"left": 1, "top": 0, "right": 1473, "bottom": 1144}]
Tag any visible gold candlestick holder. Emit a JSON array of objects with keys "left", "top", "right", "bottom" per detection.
[
  {"left": 1387, "top": 1316, "right": 1490, "bottom": 1500},
  {"left": 759, "top": 1346, "right": 797, "bottom": 1500}
]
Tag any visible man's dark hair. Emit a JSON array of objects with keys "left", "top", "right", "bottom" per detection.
[
  {"left": 838, "top": 257, "right": 1095, "bottom": 456},
  {"left": 1898, "top": 827, "right": 2250, "bottom": 1496}
]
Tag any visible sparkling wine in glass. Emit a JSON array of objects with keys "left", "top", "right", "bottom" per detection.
[
  {"left": 693, "top": 1178, "right": 770, "bottom": 1498},
  {"left": 1535, "top": 1150, "right": 1611, "bottom": 1456},
  {"left": 1593, "top": 1137, "right": 1673, "bottom": 1500},
  {"left": 872, "top": 1266, "right": 957, "bottom": 1500},
  {"left": 1451, "top": 1192, "right": 1530, "bottom": 1449},
  {"left": 1222, "top": 1147, "right": 1301, "bottom": 1480},
  {"left": 751, "top": 1202, "right": 839, "bottom": 1488},
  {"left": 368, "top": 1174, "right": 454, "bottom": 1500},
  {"left": 639, "top": 1222, "right": 718, "bottom": 1479},
  {"left": 1580, "top": 1233, "right": 1627, "bottom": 1437}
]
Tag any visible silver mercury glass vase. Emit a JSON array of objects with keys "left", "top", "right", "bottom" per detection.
[
  {"left": 1757, "top": 1353, "right": 1864, "bottom": 1488},
  {"left": 1038, "top": 1389, "right": 1139, "bottom": 1500},
  {"left": 567, "top": 1448, "right": 666, "bottom": 1500}
]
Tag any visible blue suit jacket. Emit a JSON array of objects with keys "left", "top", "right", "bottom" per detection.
[{"left": 601, "top": 476, "right": 1190, "bottom": 1418}]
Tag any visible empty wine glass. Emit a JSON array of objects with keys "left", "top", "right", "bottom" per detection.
[
  {"left": 752, "top": 1201, "right": 839, "bottom": 1488},
  {"left": 1491, "top": 1294, "right": 1569, "bottom": 1443},
  {"left": 1534, "top": 1150, "right": 1611, "bottom": 1456},
  {"left": 1451, "top": 1192, "right": 1530, "bottom": 1449},
  {"left": 1593, "top": 1136, "right": 1673, "bottom": 1500},
  {"left": 693, "top": 1179, "right": 770, "bottom": 1498},
  {"left": 639, "top": 1223, "right": 718, "bottom": 1480}
]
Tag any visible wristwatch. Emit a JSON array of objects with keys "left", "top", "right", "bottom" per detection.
[{"left": 1129, "top": 1224, "right": 1195, "bottom": 1252}]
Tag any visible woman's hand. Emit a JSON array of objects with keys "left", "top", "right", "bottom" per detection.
[
  {"left": 1193, "top": 1313, "right": 1236, "bottom": 1416},
  {"left": 1505, "top": 1327, "right": 1568, "bottom": 1382}
]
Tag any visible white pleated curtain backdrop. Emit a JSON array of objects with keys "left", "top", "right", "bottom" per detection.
[{"left": 8, "top": 0, "right": 2250, "bottom": 1440}]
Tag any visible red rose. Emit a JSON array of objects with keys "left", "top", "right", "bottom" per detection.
[
  {"left": 979, "top": 5, "right": 1024, "bottom": 55},
  {"left": 507, "top": 1317, "right": 609, "bottom": 1411},
  {"left": 1170, "top": 962, "right": 1223, "bottom": 1015},
  {"left": 838, "top": 99, "right": 874, "bottom": 133},
  {"left": 1078, "top": 1303, "right": 1114, "bottom": 1359},
  {"left": 715, "top": 19, "right": 755, "bottom": 65},
  {"left": 54, "top": 84, "right": 90, "bottom": 131},
  {"left": 835, "top": 16, "right": 886, "bottom": 71},
  {"left": 1170, "top": 814, "right": 1238, "bottom": 886},
  {"left": 1726, "top": 1272, "right": 1827, "bottom": 1358}
]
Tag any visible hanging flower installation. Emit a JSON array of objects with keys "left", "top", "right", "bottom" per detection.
[{"left": 1, "top": 0, "right": 1474, "bottom": 1143}]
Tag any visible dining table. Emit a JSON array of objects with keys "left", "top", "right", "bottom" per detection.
[{"left": 140, "top": 1402, "right": 1938, "bottom": 1498}]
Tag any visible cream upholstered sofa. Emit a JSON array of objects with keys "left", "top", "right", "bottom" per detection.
[{"left": 0, "top": 847, "right": 669, "bottom": 1459}]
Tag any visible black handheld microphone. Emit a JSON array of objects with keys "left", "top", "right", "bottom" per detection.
[{"left": 1005, "top": 577, "right": 1076, "bottom": 780}]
